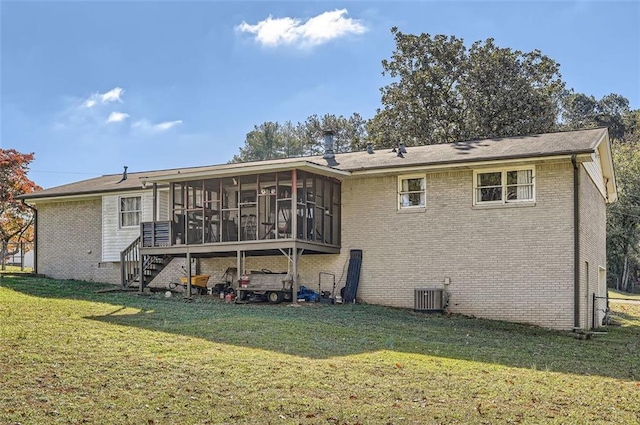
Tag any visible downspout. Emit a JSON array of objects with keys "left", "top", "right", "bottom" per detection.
[
  {"left": 21, "top": 200, "right": 37, "bottom": 275},
  {"left": 571, "top": 155, "right": 580, "bottom": 329}
]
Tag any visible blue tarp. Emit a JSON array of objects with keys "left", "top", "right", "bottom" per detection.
[{"left": 297, "top": 285, "right": 319, "bottom": 302}]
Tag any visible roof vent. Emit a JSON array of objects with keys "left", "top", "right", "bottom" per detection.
[
  {"left": 366, "top": 142, "right": 374, "bottom": 154},
  {"left": 117, "top": 166, "right": 128, "bottom": 184},
  {"left": 323, "top": 130, "right": 335, "bottom": 160}
]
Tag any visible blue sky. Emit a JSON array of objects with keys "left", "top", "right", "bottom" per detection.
[{"left": 2, "top": 1, "right": 638, "bottom": 189}]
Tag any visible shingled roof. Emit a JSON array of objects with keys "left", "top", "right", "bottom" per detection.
[{"left": 21, "top": 127, "right": 609, "bottom": 200}]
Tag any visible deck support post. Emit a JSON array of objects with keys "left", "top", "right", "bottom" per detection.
[
  {"left": 292, "top": 246, "right": 298, "bottom": 305},
  {"left": 138, "top": 253, "right": 144, "bottom": 293},
  {"left": 291, "top": 169, "right": 298, "bottom": 243},
  {"left": 186, "top": 251, "right": 192, "bottom": 298},
  {"left": 279, "top": 247, "right": 303, "bottom": 304},
  {"left": 152, "top": 183, "right": 158, "bottom": 221},
  {"left": 236, "top": 250, "right": 241, "bottom": 290}
]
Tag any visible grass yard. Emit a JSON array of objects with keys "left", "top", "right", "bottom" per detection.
[
  {"left": 609, "top": 289, "right": 640, "bottom": 301},
  {"left": 0, "top": 265, "right": 33, "bottom": 274},
  {"left": 1, "top": 276, "right": 639, "bottom": 424}
]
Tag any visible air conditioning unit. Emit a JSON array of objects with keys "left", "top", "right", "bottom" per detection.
[{"left": 414, "top": 288, "right": 445, "bottom": 312}]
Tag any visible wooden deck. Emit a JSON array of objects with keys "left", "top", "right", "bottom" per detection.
[{"left": 139, "top": 238, "right": 340, "bottom": 257}]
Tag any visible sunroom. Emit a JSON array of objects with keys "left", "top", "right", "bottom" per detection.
[
  {"left": 119, "top": 163, "right": 348, "bottom": 293},
  {"left": 137, "top": 162, "right": 347, "bottom": 257}
]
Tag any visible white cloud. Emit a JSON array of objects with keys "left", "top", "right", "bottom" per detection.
[
  {"left": 236, "top": 9, "right": 367, "bottom": 48},
  {"left": 106, "top": 111, "right": 130, "bottom": 123},
  {"left": 101, "top": 87, "right": 124, "bottom": 103},
  {"left": 84, "top": 87, "right": 125, "bottom": 108},
  {"left": 154, "top": 120, "right": 183, "bottom": 131},
  {"left": 133, "top": 119, "right": 183, "bottom": 132}
]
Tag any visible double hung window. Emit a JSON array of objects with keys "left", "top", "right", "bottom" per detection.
[
  {"left": 474, "top": 168, "right": 534, "bottom": 205},
  {"left": 398, "top": 175, "right": 426, "bottom": 209},
  {"left": 120, "top": 196, "right": 142, "bottom": 227}
]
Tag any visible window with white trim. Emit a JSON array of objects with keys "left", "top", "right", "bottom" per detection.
[
  {"left": 398, "top": 175, "right": 426, "bottom": 209},
  {"left": 120, "top": 196, "right": 142, "bottom": 227},
  {"left": 474, "top": 168, "right": 534, "bottom": 205}
]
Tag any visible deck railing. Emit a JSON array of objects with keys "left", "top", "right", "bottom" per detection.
[
  {"left": 139, "top": 218, "right": 340, "bottom": 249},
  {"left": 141, "top": 221, "right": 172, "bottom": 248}
]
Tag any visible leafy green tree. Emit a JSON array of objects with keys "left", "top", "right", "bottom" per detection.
[
  {"left": 299, "top": 113, "right": 368, "bottom": 154},
  {"left": 461, "top": 39, "right": 564, "bottom": 140},
  {"left": 607, "top": 131, "right": 640, "bottom": 291},
  {"left": 368, "top": 31, "right": 467, "bottom": 147},
  {"left": 595, "top": 94, "right": 630, "bottom": 140},
  {"left": 561, "top": 93, "right": 598, "bottom": 130},
  {"left": 561, "top": 93, "right": 638, "bottom": 291},
  {"left": 561, "top": 93, "right": 630, "bottom": 140},
  {"left": 232, "top": 113, "right": 367, "bottom": 162},
  {"left": 369, "top": 28, "right": 565, "bottom": 146},
  {"left": 231, "top": 121, "right": 305, "bottom": 163}
]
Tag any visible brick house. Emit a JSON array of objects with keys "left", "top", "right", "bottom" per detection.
[{"left": 21, "top": 128, "right": 616, "bottom": 330}]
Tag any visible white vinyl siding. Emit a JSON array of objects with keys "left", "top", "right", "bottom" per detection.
[
  {"left": 583, "top": 151, "right": 608, "bottom": 200},
  {"left": 158, "top": 189, "right": 170, "bottom": 221},
  {"left": 473, "top": 167, "right": 535, "bottom": 206},
  {"left": 102, "top": 191, "right": 153, "bottom": 262}
]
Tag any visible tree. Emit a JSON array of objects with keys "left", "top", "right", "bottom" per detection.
[
  {"left": 232, "top": 122, "right": 290, "bottom": 163},
  {"left": 560, "top": 93, "right": 639, "bottom": 292},
  {"left": 231, "top": 113, "right": 368, "bottom": 162},
  {"left": 596, "top": 94, "right": 631, "bottom": 140},
  {"left": 0, "top": 149, "right": 41, "bottom": 269},
  {"left": 368, "top": 28, "right": 565, "bottom": 146},
  {"left": 561, "top": 92, "right": 630, "bottom": 139},
  {"left": 560, "top": 93, "right": 598, "bottom": 130},
  {"left": 460, "top": 39, "right": 564, "bottom": 140},
  {"left": 606, "top": 112, "right": 640, "bottom": 292},
  {"left": 298, "top": 113, "right": 368, "bottom": 154},
  {"left": 368, "top": 31, "right": 466, "bottom": 147}
]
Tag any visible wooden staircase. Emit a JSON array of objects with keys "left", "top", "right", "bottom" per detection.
[{"left": 120, "top": 236, "right": 171, "bottom": 289}]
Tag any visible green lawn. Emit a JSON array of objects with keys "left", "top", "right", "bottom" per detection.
[
  {"left": 609, "top": 288, "right": 640, "bottom": 300},
  {"left": 1, "top": 275, "right": 639, "bottom": 424},
  {"left": 0, "top": 265, "right": 33, "bottom": 274}
]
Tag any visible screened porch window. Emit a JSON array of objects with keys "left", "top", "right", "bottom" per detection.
[
  {"left": 120, "top": 196, "right": 141, "bottom": 227},
  {"left": 474, "top": 168, "right": 534, "bottom": 205},
  {"left": 167, "top": 171, "right": 341, "bottom": 245}
]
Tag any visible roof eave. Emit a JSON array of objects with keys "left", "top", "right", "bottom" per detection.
[
  {"left": 594, "top": 131, "right": 618, "bottom": 203},
  {"left": 349, "top": 151, "right": 595, "bottom": 176},
  {"left": 18, "top": 185, "right": 149, "bottom": 203},
  {"left": 140, "top": 160, "right": 351, "bottom": 184}
]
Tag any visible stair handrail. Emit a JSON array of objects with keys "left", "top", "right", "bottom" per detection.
[{"left": 120, "top": 236, "right": 141, "bottom": 287}]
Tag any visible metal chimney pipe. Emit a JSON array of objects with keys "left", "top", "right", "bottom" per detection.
[
  {"left": 323, "top": 130, "right": 335, "bottom": 160},
  {"left": 366, "top": 142, "right": 374, "bottom": 154},
  {"left": 117, "top": 166, "right": 128, "bottom": 184}
]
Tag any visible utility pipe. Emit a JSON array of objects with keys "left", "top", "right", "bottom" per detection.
[{"left": 571, "top": 154, "right": 580, "bottom": 329}]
